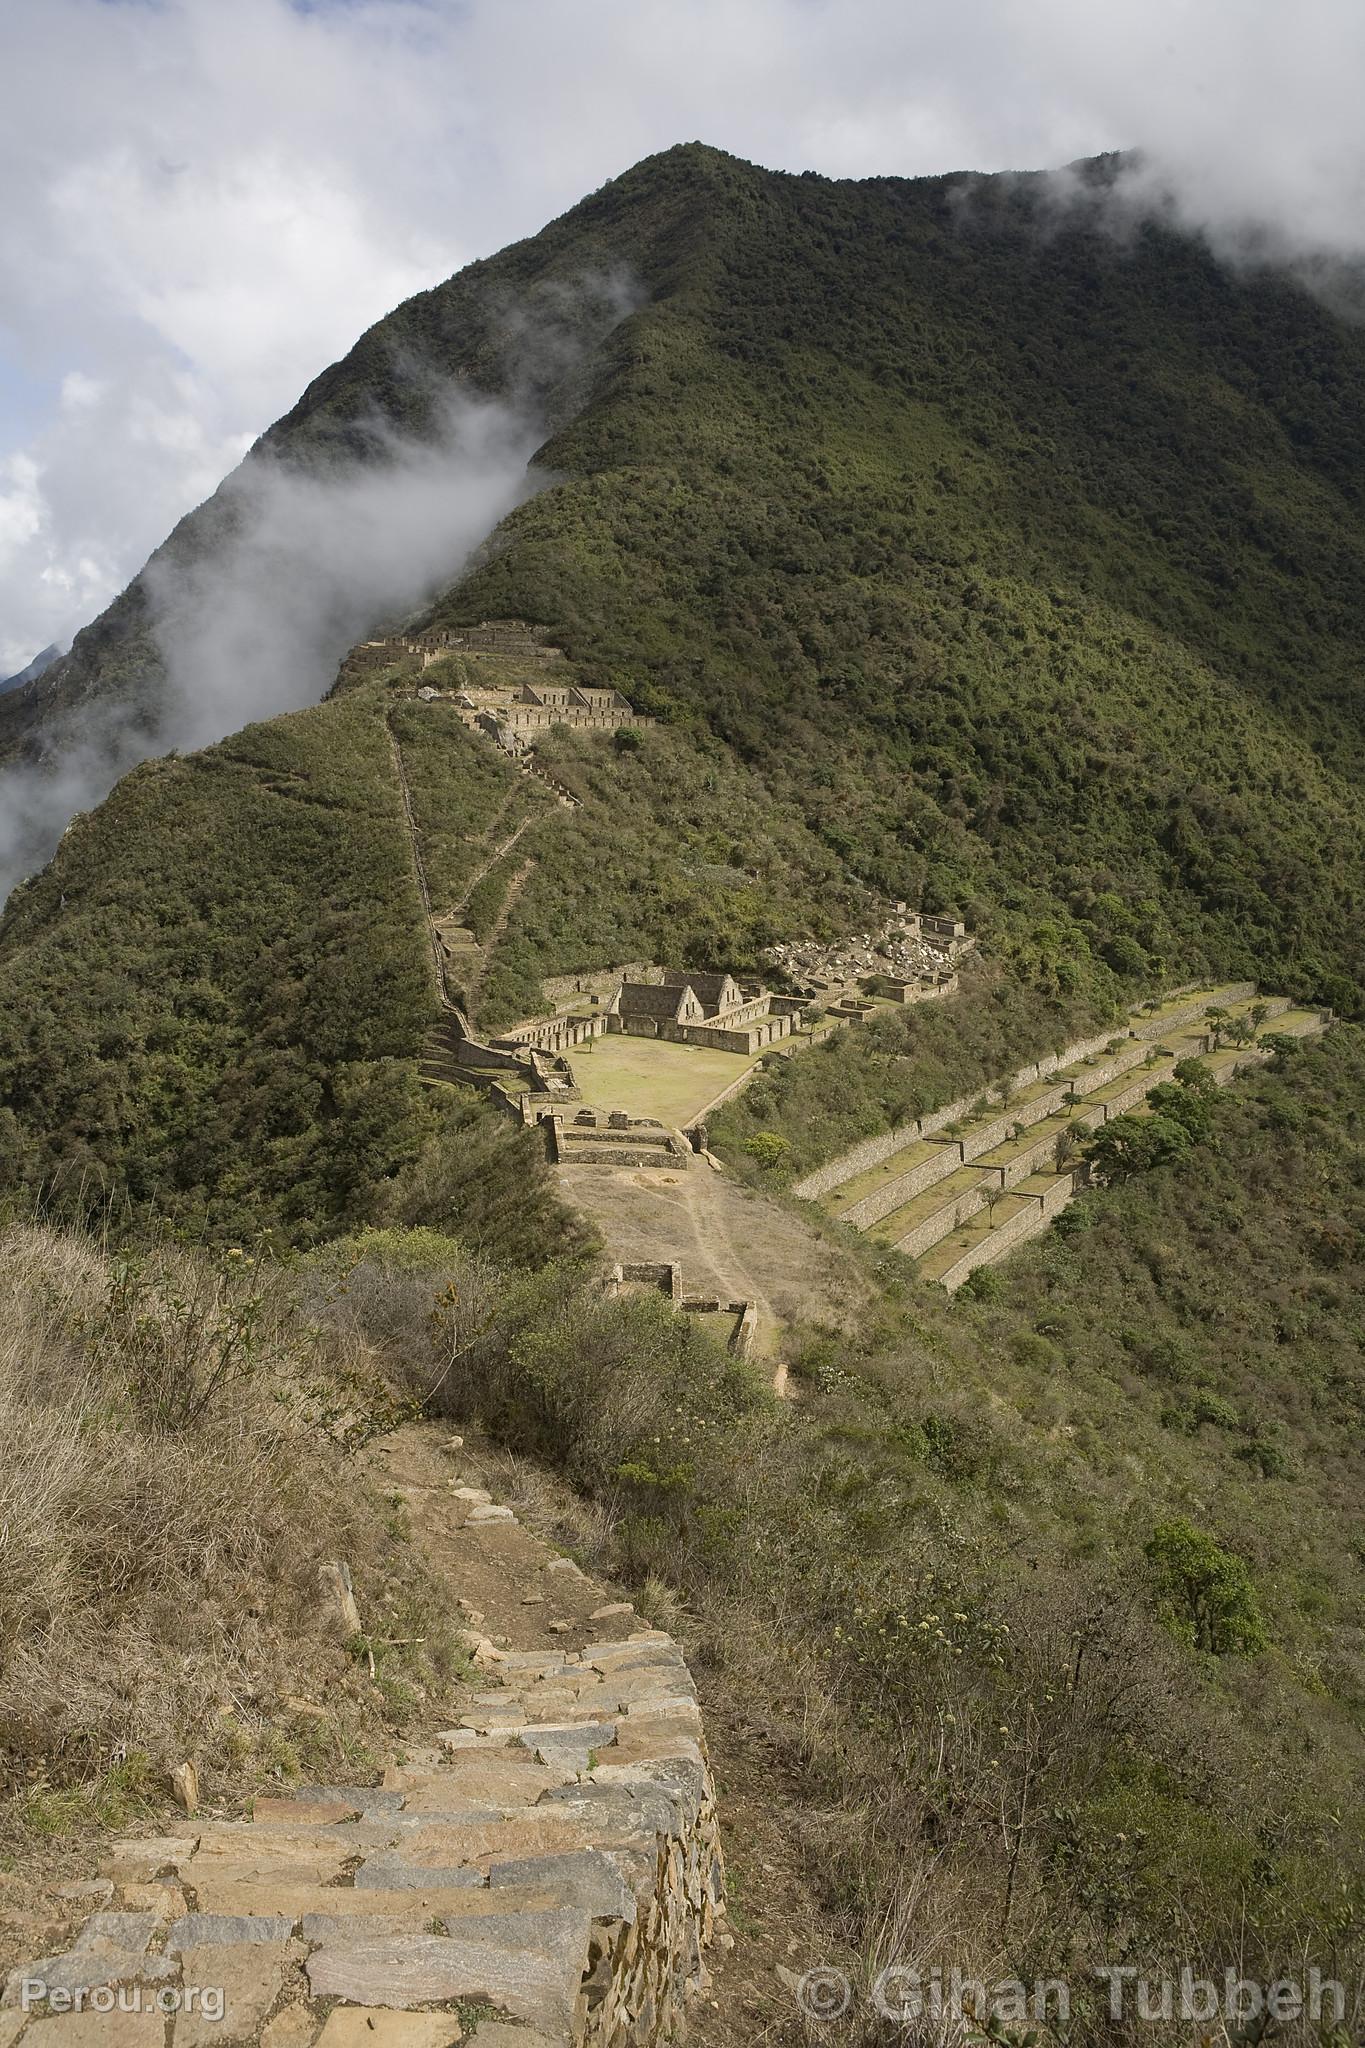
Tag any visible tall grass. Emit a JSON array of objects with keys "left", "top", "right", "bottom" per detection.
[{"left": 0, "top": 1222, "right": 423, "bottom": 1821}]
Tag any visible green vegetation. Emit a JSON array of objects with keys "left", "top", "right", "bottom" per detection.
[
  {"left": 0, "top": 1220, "right": 463, "bottom": 1834},
  {"left": 1086, "top": 1057, "right": 1220, "bottom": 1181},
  {"left": 6, "top": 142, "right": 1365, "bottom": 1220},
  {"left": 711, "top": 959, "right": 1108, "bottom": 1182},
  {"left": 0, "top": 690, "right": 585, "bottom": 1259},
  {"left": 0, "top": 140, "right": 1363, "bottom": 1997},
  {"left": 426, "top": 146, "right": 1365, "bottom": 1020},
  {"left": 1145, "top": 1519, "right": 1269, "bottom": 1656},
  {"left": 323, "top": 1027, "right": 1365, "bottom": 1999}
]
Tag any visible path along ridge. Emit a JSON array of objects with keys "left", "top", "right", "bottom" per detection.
[{"left": 1, "top": 1429, "right": 725, "bottom": 2048}]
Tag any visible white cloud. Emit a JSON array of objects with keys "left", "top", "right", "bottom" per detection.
[{"left": 2, "top": 0, "right": 1364, "bottom": 677}]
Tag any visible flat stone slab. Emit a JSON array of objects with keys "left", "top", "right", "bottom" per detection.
[
  {"left": 254, "top": 1796, "right": 358, "bottom": 1825},
  {"left": 354, "top": 1854, "right": 485, "bottom": 1891},
  {"left": 102, "top": 1836, "right": 198, "bottom": 1878},
  {"left": 187, "top": 1881, "right": 562, "bottom": 1926},
  {"left": 306, "top": 1911, "right": 590, "bottom": 2025},
  {"left": 487, "top": 1847, "right": 636, "bottom": 1922},
  {"left": 532, "top": 1723, "right": 619, "bottom": 1772},
  {"left": 404, "top": 1806, "right": 652, "bottom": 1865},
  {"left": 3, "top": 1949, "right": 177, "bottom": 2008},
  {"left": 392, "top": 1756, "right": 570, "bottom": 1807},
  {"left": 71, "top": 1912, "right": 157, "bottom": 1955},
  {"left": 18, "top": 2013, "right": 165, "bottom": 2046},
  {"left": 260, "top": 2008, "right": 318, "bottom": 2048},
  {"left": 166, "top": 1912, "right": 296, "bottom": 1950},
  {"left": 313, "top": 2012, "right": 464, "bottom": 2047},
  {"left": 175, "top": 1941, "right": 291, "bottom": 2048},
  {"left": 295, "top": 1783, "right": 404, "bottom": 1813}
]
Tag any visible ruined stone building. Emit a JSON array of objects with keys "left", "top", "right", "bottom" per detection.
[
  {"left": 417, "top": 680, "right": 651, "bottom": 752},
  {"left": 607, "top": 971, "right": 800, "bottom": 1054}
]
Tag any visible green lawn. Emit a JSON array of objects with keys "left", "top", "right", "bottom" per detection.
[{"left": 570, "top": 1034, "right": 762, "bottom": 1127}]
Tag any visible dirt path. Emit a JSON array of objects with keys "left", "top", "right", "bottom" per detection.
[
  {"left": 449, "top": 813, "right": 536, "bottom": 922},
  {"left": 388, "top": 713, "right": 541, "bottom": 1032},
  {"left": 463, "top": 855, "right": 536, "bottom": 1014},
  {"left": 558, "top": 1158, "right": 871, "bottom": 1373},
  {"left": 386, "top": 718, "right": 448, "bottom": 1006}
]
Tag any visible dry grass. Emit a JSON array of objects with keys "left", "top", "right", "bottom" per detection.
[{"left": 0, "top": 1221, "right": 453, "bottom": 1842}]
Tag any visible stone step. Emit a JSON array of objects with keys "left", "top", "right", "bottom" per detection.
[{"left": 17, "top": 1504, "right": 724, "bottom": 2048}]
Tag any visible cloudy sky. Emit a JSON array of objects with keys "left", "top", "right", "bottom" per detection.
[{"left": 2, "top": 0, "right": 1363, "bottom": 674}]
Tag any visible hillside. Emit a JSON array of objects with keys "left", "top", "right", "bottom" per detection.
[
  {"left": 2, "top": 146, "right": 1364, "bottom": 1238},
  {"left": 3, "top": 145, "right": 1365, "bottom": 1014},
  {"left": 2, "top": 142, "right": 1365, "bottom": 2030}
]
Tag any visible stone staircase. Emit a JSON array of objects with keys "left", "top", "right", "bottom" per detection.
[
  {"left": 810, "top": 986, "right": 1331, "bottom": 1290},
  {"left": 1, "top": 1480, "right": 724, "bottom": 2048}
]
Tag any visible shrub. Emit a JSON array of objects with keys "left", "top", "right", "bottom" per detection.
[
  {"left": 0, "top": 1221, "right": 443, "bottom": 1816},
  {"left": 1144, "top": 1519, "right": 1268, "bottom": 1655},
  {"left": 742, "top": 1131, "right": 793, "bottom": 1170}
]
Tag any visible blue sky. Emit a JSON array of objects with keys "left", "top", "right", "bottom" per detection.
[{"left": 2, "top": 0, "right": 1363, "bottom": 675}]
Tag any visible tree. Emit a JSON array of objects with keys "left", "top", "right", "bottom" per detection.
[
  {"left": 1148, "top": 1073, "right": 1217, "bottom": 1145},
  {"left": 1085, "top": 1111, "right": 1193, "bottom": 1183},
  {"left": 1144, "top": 1520, "right": 1268, "bottom": 1655}
]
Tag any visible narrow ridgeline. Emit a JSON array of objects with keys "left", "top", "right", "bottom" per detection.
[{"left": 803, "top": 985, "right": 1331, "bottom": 1291}]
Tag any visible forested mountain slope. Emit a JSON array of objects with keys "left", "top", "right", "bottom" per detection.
[{"left": 2, "top": 141, "right": 1364, "bottom": 1230}]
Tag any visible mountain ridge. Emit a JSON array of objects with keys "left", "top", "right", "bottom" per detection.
[
  {"left": 1, "top": 142, "right": 1364, "bottom": 2021},
  {"left": 2, "top": 139, "right": 1364, "bottom": 1223}
]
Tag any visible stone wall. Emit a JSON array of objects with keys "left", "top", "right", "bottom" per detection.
[
  {"left": 795, "top": 986, "right": 1265, "bottom": 1203},
  {"left": 838, "top": 1142, "right": 961, "bottom": 1229},
  {"left": 792, "top": 1040, "right": 1118, "bottom": 1202},
  {"left": 937, "top": 1178, "right": 1074, "bottom": 1291},
  {"left": 611, "top": 1011, "right": 792, "bottom": 1055},
  {"left": 502, "top": 1013, "right": 606, "bottom": 1055},
  {"left": 543, "top": 964, "right": 656, "bottom": 1009},
  {"left": 614, "top": 1261, "right": 684, "bottom": 1303},
  {"left": 1101, "top": 1056, "right": 1179, "bottom": 1118},
  {"left": 873, "top": 973, "right": 960, "bottom": 1006},
  {"left": 1131, "top": 982, "right": 1256, "bottom": 1040},
  {"left": 894, "top": 1182, "right": 989, "bottom": 1260}
]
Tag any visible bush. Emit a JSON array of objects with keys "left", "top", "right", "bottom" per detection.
[
  {"left": 742, "top": 1132, "right": 793, "bottom": 1170},
  {"left": 1144, "top": 1519, "right": 1268, "bottom": 1655}
]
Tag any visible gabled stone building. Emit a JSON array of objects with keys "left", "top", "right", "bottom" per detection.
[{"left": 607, "top": 971, "right": 799, "bottom": 1053}]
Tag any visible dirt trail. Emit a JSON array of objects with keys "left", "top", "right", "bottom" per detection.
[
  {"left": 448, "top": 813, "right": 536, "bottom": 921},
  {"left": 386, "top": 719, "right": 448, "bottom": 1007},
  {"left": 463, "top": 855, "right": 536, "bottom": 1009},
  {"left": 559, "top": 1157, "right": 870, "bottom": 1373},
  {"left": 388, "top": 712, "right": 541, "bottom": 1032}
]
